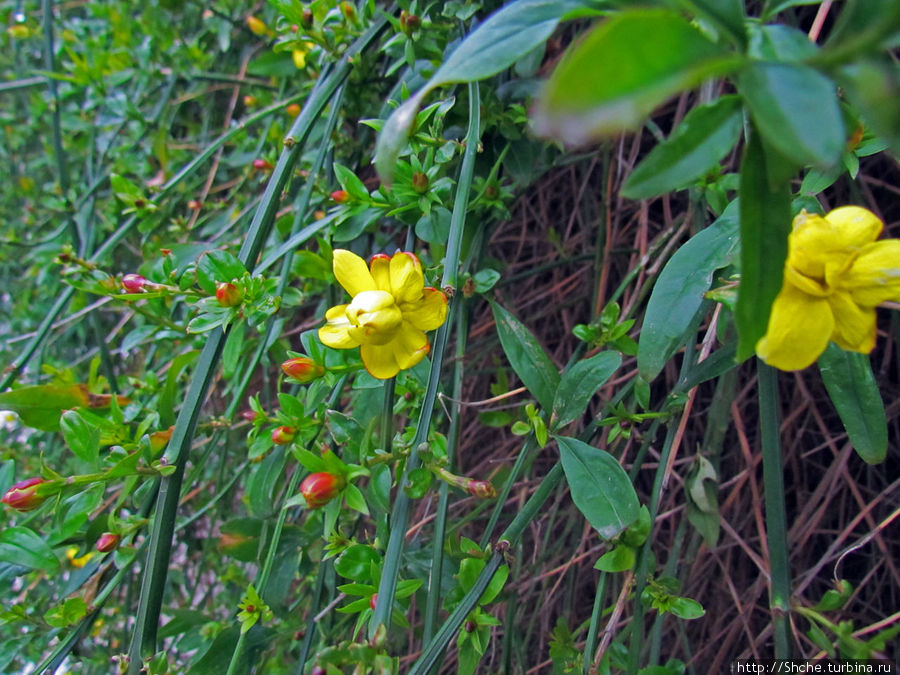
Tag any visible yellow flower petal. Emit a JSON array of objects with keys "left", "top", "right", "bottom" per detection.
[
  {"left": 333, "top": 249, "right": 376, "bottom": 296},
  {"left": 392, "top": 321, "right": 430, "bottom": 370},
  {"left": 843, "top": 239, "right": 900, "bottom": 307},
  {"left": 756, "top": 283, "right": 834, "bottom": 371},
  {"left": 389, "top": 251, "right": 424, "bottom": 304},
  {"left": 319, "top": 304, "right": 358, "bottom": 348},
  {"left": 360, "top": 343, "right": 400, "bottom": 379},
  {"left": 789, "top": 208, "right": 882, "bottom": 282},
  {"left": 369, "top": 253, "right": 392, "bottom": 293},
  {"left": 402, "top": 287, "right": 447, "bottom": 331},
  {"left": 828, "top": 291, "right": 876, "bottom": 354}
]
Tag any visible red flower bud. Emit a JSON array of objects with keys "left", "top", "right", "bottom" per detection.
[
  {"left": 122, "top": 274, "right": 148, "bottom": 293},
  {"left": 215, "top": 282, "right": 242, "bottom": 307},
  {"left": 466, "top": 480, "right": 497, "bottom": 499},
  {"left": 243, "top": 95, "right": 257, "bottom": 107},
  {"left": 2, "top": 477, "right": 46, "bottom": 511},
  {"left": 369, "top": 593, "right": 378, "bottom": 610},
  {"left": 311, "top": 667, "right": 326, "bottom": 675},
  {"left": 301, "top": 9, "right": 314, "bottom": 29},
  {"left": 399, "top": 10, "right": 421, "bottom": 33},
  {"left": 252, "top": 158, "right": 274, "bottom": 171},
  {"left": 330, "top": 189, "right": 349, "bottom": 204},
  {"left": 300, "top": 472, "right": 344, "bottom": 508},
  {"left": 271, "top": 426, "right": 296, "bottom": 445},
  {"left": 412, "top": 171, "right": 429, "bottom": 194},
  {"left": 96, "top": 532, "right": 121, "bottom": 553},
  {"left": 281, "top": 357, "right": 324, "bottom": 383},
  {"left": 340, "top": 1, "right": 356, "bottom": 22},
  {"left": 187, "top": 199, "right": 203, "bottom": 210},
  {"left": 286, "top": 103, "right": 301, "bottom": 118}
]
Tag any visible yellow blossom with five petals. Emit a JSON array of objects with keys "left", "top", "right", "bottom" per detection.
[
  {"left": 756, "top": 206, "right": 900, "bottom": 371},
  {"left": 319, "top": 249, "right": 448, "bottom": 379}
]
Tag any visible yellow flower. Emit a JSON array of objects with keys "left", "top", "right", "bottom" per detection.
[
  {"left": 319, "top": 249, "right": 448, "bottom": 379},
  {"left": 756, "top": 206, "right": 900, "bottom": 371},
  {"left": 66, "top": 547, "right": 94, "bottom": 568}
]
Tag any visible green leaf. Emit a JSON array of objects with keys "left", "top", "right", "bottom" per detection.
[
  {"left": 551, "top": 351, "right": 621, "bottom": 429},
  {"left": 669, "top": 596, "right": 706, "bottom": 620},
  {"left": 333, "top": 163, "right": 370, "bottom": 201},
  {"left": 738, "top": 62, "right": 844, "bottom": 169},
  {"left": 334, "top": 544, "right": 380, "bottom": 582},
  {"left": 0, "top": 527, "right": 60, "bottom": 574},
  {"left": 837, "top": 60, "right": 900, "bottom": 155},
  {"left": 818, "top": 344, "right": 887, "bottom": 464},
  {"left": 594, "top": 545, "right": 636, "bottom": 573},
  {"left": 478, "top": 563, "right": 509, "bottom": 605},
  {"left": 623, "top": 96, "right": 743, "bottom": 199},
  {"left": 676, "top": 0, "right": 746, "bottom": 46},
  {"left": 638, "top": 201, "right": 740, "bottom": 381},
  {"left": 196, "top": 249, "right": 246, "bottom": 293},
  {"left": 556, "top": 436, "right": 640, "bottom": 539},
  {"left": 533, "top": 10, "right": 738, "bottom": 145},
  {"left": 746, "top": 24, "right": 818, "bottom": 62},
  {"left": 735, "top": 129, "right": 791, "bottom": 361},
  {"left": 491, "top": 302, "right": 559, "bottom": 411},
  {"left": 762, "top": 0, "right": 820, "bottom": 20},
  {"left": 44, "top": 597, "right": 88, "bottom": 628},
  {"left": 59, "top": 410, "right": 101, "bottom": 467},
  {"left": 222, "top": 318, "right": 246, "bottom": 380},
  {"left": 0, "top": 384, "right": 91, "bottom": 431},
  {"left": 374, "top": 0, "right": 592, "bottom": 183}
]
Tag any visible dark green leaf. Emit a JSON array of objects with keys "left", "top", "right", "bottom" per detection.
[
  {"left": 818, "top": 344, "right": 887, "bottom": 464},
  {"left": 594, "top": 545, "right": 636, "bottom": 573},
  {"left": 676, "top": 0, "right": 746, "bottom": 46},
  {"left": 375, "top": 0, "right": 590, "bottom": 182},
  {"left": 556, "top": 436, "right": 640, "bottom": 539},
  {"left": 552, "top": 351, "right": 621, "bottom": 428},
  {"left": 491, "top": 302, "right": 559, "bottom": 410},
  {"left": 196, "top": 249, "right": 246, "bottom": 293},
  {"left": 638, "top": 202, "right": 740, "bottom": 381},
  {"left": 333, "top": 164, "right": 370, "bottom": 201},
  {"left": 533, "top": 10, "right": 739, "bottom": 145},
  {"left": 334, "top": 544, "right": 381, "bottom": 582},
  {"left": 738, "top": 62, "right": 844, "bottom": 168},
  {"left": 624, "top": 96, "right": 743, "bottom": 199},
  {"left": 762, "top": 0, "right": 820, "bottom": 20},
  {"left": 837, "top": 60, "right": 900, "bottom": 155},
  {"left": 735, "top": 129, "right": 791, "bottom": 360},
  {"left": 222, "top": 319, "right": 246, "bottom": 380},
  {"left": 747, "top": 24, "right": 818, "bottom": 61},
  {"left": 0, "top": 384, "right": 91, "bottom": 431},
  {"left": 0, "top": 527, "right": 60, "bottom": 574}
]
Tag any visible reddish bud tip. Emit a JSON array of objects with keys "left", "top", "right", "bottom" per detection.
[
  {"left": 400, "top": 10, "right": 421, "bottom": 33},
  {"left": 340, "top": 1, "right": 356, "bottom": 21},
  {"left": 252, "top": 159, "right": 274, "bottom": 171},
  {"left": 122, "top": 274, "right": 148, "bottom": 293},
  {"left": 215, "top": 282, "right": 242, "bottom": 307},
  {"left": 286, "top": 103, "right": 301, "bottom": 118},
  {"left": 301, "top": 9, "right": 314, "bottom": 29},
  {"left": 311, "top": 667, "right": 327, "bottom": 675},
  {"left": 96, "top": 532, "right": 121, "bottom": 553},
  {"left": 2, "top": 477, "right": 46, "bottom": 511},
  {"left": 369, "top": 593, "right": 378, "bottom": 611},
  {"left": 330, "top": 189, "right": 349, "bottom": 204},
  {"left": 282, "top": 357, "right": 325, "bottom": 383},
  {"left": 271, "top": 426, "right": 296, "bottom": 445},
  {"left": 187, "top": 199, "right": 203, "bottom": 210},
  {"left": 241, "top": 409, "right": 257, "bottom": 422},
  {"left": 243, "top": 95, "right": 257, "bottom": 107},
  {"left": 466, "top": 480, "right": 497, "bottom": 499},
  {"left": 300, "top": 472, "right": 344, "bottom": 508}
]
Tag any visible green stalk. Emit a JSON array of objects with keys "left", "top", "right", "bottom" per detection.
[
  {"left": 758, "top": 360, "right": 793, "bottom": 657},
  {"left": 407, "top": 461, "right": 565, "bottom": 675},
  {"left": 369, "top": 82, "right": 480, "bottom": 637},
  {"left": 124, "top": 23, "right": 387, "bottom": 664}
]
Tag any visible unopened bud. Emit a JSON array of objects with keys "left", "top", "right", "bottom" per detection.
[
  {"left": 286, "top": 103, "right": 301, "bottom": 118},
  {"left": 187, "top": 199, "right": 203, "bottom": 210},
  {"left": 252, "top": 158, "right": 274, "bottom": 171},
  {"left": 246, "top": 15, "right": 268, "bottom": 36},
  {"left": 2, "top": 477, "right": 47, "bottom": 511},
  {"left": 340, "top": 1, "right": 356, "bottom": 22},
  {"left": 301, "top": 9, "right": 314, "bottom": 29},
  {"left": 399, "top": 11, "right": 420, "bottom": 34},
  {"left": 300, "top": 472, "right": 345, "bottom": 508},
  {"left": 271, "top": 426, "right": 296, "bottom": 445},
  {"left": 369, "top": 593, "right": 378, "bottom": 610},
  {"left": 282, "top": 357, "right": 325, "bottom": 383},
  {"left": 311, "top": 667, "right": 326, "bottom": 675},
  {"left": 96, "top": 532, "right": 121, "bottom": 553},
  {"left": 412, "top": 171, "right": 429, "bottom": 194},
  {"left": 122, "top": 274, "right": 148, "bottom": 293},
  {"left": 243, "top": 95, "right": 257, "bottom": 107},
  {"left": 330, "top": 189, "right": 349, "bottom": 204},
  {"left": 215, "top": 282, "right": 242, "bottom": 307},
  {"left": 292, "top": 49, "right": 307, "bottom": 70},
  {"left": 466, "top": 480, "right": 496, "bottom": 499},
  {"left": 464, "top": 620, "right": 476, "bottom": 633}
]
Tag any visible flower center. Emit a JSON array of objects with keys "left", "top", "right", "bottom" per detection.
[{"left": 345, "top": 290, "right": 402, "bottom": 345}]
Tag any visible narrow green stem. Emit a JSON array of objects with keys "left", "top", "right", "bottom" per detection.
[{"left": 758, "top": 360, "right": 793, "bottom": 658}]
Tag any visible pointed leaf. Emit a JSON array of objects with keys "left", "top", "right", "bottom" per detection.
[
  {"left": 638, "top": 201, "right": 740, "bottom": 381},
  {"left": 0, "top": 527, "right": 60, "bottom": 574},
  {"left": 491, "top": 302, "right": 559, "bottom": 411},
  {"left": 552, "top": 351, "right": 621, "bottom": 428},
  {"left": 556, "top": 436, "right": 639, "bottom": 539},
  {"left": 624, "top": 96, "right": 743, "bottom": 199},
  {"left": 818, "top": 344, "right": 887, "bottom": 464}
]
